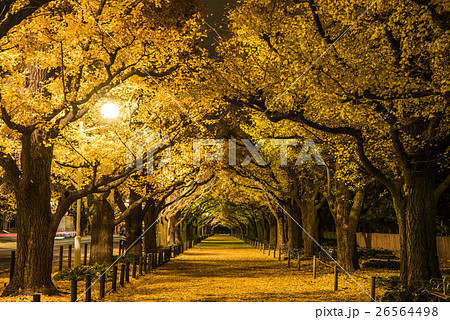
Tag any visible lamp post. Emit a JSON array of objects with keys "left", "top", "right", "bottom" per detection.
[{"left": 73, "top": 102, "right": 119, "bottom": 267}]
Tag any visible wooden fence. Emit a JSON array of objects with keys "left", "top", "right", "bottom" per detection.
[{"left": 356, "top": 233, "right": 450, "bottom": 259}]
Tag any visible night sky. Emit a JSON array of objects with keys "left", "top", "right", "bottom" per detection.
[{"left": 203, "top": 0, "right": 236, "bottom": 54}]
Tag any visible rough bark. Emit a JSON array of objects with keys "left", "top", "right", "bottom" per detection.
[
  {"left": 287, "top": 201, "right": 302, "bottom": 250},
  {"left": 2, "top": 130, "right": 57, "bottom": 296},
  {"left": 269, "top": 216, "right": 277, "bottom": 245},
  {"left": 90, "top": 194, "right": 115, "bottom": 265},
  {"left": 168, "top": 215, "right": 178, "bottom": 244},
  {"left": 299, "top": 198, "right": 320, "bottom": 257},
  {"left": 143, "top": 201, "right": 158, "bottom": 253},
  {"left": 392, "top": 170, "right": 441, "bottom": 283},
  {"left": 275, "top": 214, "right": 285, "bottom": 248},
  {"left": 263, "top": 216, "right": 270, "bottom": 243},
  {"left": 327, "top": 174, "right": 365, "bottom": 272}
]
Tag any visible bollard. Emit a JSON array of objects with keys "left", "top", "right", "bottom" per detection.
[
  {"left": 112, "top": 265, "right": 118, "bottom": 291},
  {"left": 144, "top": 254, "right": 148, "bottom": 272},
  {"left": 273, "top": 246, "right": 276, "bottom": 258},
  {"left": 85, "top": 274, "right": 91, "bottom": 302},
  {"left": 148, "top": 253, "right": 153, "bottom": 270},
  {"left": 9, "top": 251, "right": 15, "bottom": 281},
  {"left": 99, "top": 270, "right": 105, "bottom": 299},
  {"left": 120, "top": 264, "right": 125, "bottom": 287},
  {"left": 125, "top": 262, "right": 130, "bottom": 282},
  {"left": 139, "top": 256, "right": 143, "bottom": 275},
  {"left": 71, "top": 280, "right": 77, "bottom": 302},
  {"left": 334, "top": 265, "right": 338, "bottom": 291},
  {"left": 32, "top": 294, "right": 41, "bottom": 302},
  {"left": 84, "top": 243, "right": 88, "bottom": 265},
  {"left": 288, "top": 250, "right": 291, "bottom": 268},
  {"left": 313, "top": 255, "right": 316, "bottom": 279},
  {"left": 298, "top": 253, "right": 301, "bottom": 271},
  {"left": 370, "top": 277, "right": 376, "bottom": 302},
  {"left": 278, "top": 247, "right": 282, "bottom": 261},
  {"left": 59, "top": 246, "right": 63, "bottom": 271},
  {"left": 68, "top": 244, "right": 72, "bottom": 268},
  {"left": 268, "top": 246, "right": 271, "bottom": 256},
  {"left": 262, "top": 244, "right": 265, "bottom": 254},
  {"left": 132, "top": 259, "right": 137, "bottom": 278}
]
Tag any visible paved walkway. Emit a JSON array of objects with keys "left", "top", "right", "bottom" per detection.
[{"left": 105, "top": 235, "right": 371, "bottom": 302}]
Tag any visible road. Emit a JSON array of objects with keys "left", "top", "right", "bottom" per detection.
[{"left": 0, "top": 236, "right": 122, "bottom": 275}]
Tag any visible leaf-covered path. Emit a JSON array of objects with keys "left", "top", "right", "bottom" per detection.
[{"left": 104, "top": 236, "right": 373, "bottom": 302}]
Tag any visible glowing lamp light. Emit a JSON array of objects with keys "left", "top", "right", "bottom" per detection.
[{"left": 101, "top": 102, "right": 119, "bottom": 119}]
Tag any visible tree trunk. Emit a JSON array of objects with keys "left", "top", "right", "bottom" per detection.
[
  {"left": 263, "top": 217, "right": 270, "bottom": 243},
  {"left": 125, "top": 191, "right": 145, "bottom": 256},
  {"left": 275, "top": 215, "right": 284, "bottom": 248},
  {"left": 2, "top": 132, "right": 57, "bottom": 296},
  {"left": 331, "top": 183, "right": 364, "bottom": 272},
  {"left": 158, "top": 218, "right": 168, "bottom": 246},
  {"left": 300, "top": 199, "right": 319, "bottom": 257},
  {"left": 174, "top": 221, "right": 182, "bottom": 242},
  {"left": 90, "top": 195, "right": 114, "bottom": 265},
  {"left": 143, "top": 203, "right": 158, "bottom": 253},
  {"left": 287, "top": 201, "right": 302, "bottom": 250},
  {"left": 269, "top": 216, "right": 277, "bottom": 245},
  {"left": 392, "top": 171, "right": 441, "bottom": 284},
  {"left": 168, "top": 215, "right": 178, "bottom": 244}
]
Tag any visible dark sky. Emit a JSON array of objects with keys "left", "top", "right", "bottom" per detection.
[{"left": 203, "top": 0, "right": 236, "bottom": 54}]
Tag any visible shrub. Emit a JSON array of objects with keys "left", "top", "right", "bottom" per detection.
[
  {"left": 381, "top": 285, "right": 437, "bottom": 302},
  {"left": 53, "top": 263, "right": 111, "bottom": 281},
  {"left": 362, "top": 259, "right": 400, "bottom": 270}
]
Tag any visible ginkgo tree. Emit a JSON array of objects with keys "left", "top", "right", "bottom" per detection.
[
  {"left": 216, "top": 0, "right": 449, "bottom": 284},
  {"left": 0, "top": 0, "right": 205, "bottom": 295}
]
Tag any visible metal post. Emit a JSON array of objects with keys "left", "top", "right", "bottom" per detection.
[
  {"left": 334, "top": 265, "right": 338, "bottom": 291},
  {"left": 71, "top": 280, "right": 77, "bottom": 302},
  {"left": 68, "top": 244, "right": 72, "bottom": 268},
  {"left": 99, "top": 271, "right": 105, "bottom": 299},
  {"left": 59, "top": 246, "right": 63, "bottom": 271},
  {"left": 74, "top": 134, "right": 83, "bottom": 268},
  {"left": 85, "top": 274, "right": 91, "bottom": 302},
  {"left": 120, "top": 264, "right": 125, "bottom": 287},
  {"left": 112, "top": 265, "right": 117, "bottom": 291},
  {"left": 371, "top": 277, "right": 376, "bottom": 302},
  {"left": 278, "top": 247, "right": 282, "bottom": 261},
  {"left": 313, "top": 255, "right": 316, "bottom": 279},
  {"left": 84, "top": 243, "right": 88, "bottom": 265},
  {"left": 125, "top": 262, "right": 130, "bottom": 282},
  {"left": 298, "top": 254, "right": 301, "bottom": 271}
]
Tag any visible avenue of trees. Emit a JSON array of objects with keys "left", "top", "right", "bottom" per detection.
[{"left": 0, "top": 0, "right": 448, "bottom": 296}]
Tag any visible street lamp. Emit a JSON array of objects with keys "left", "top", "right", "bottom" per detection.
[
  {"left": 74, "top": 102, "right": 119, "bottom": 267},
  {"left": 101, "top": 102, "right": 119, "bottom": 119}
]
